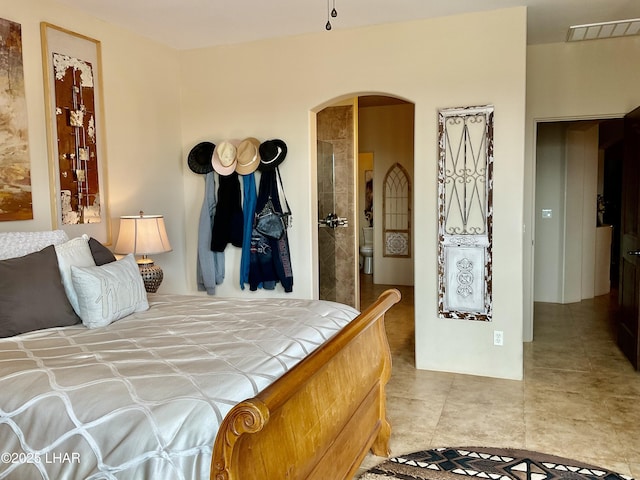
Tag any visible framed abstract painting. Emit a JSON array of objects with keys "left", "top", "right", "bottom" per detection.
[
  {"left": 0, "top": 17, "right": 33, "bottom": 221},
  {"left": 40, "top": 23, "right": 110, "bottom": 243}
]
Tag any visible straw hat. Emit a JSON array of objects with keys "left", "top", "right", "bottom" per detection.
[
  {"left": 235, "top": 137, "right": 261, "bottom": 175},
  {"left": 212, "top": 140, "right": 239, "bottom": 176}
]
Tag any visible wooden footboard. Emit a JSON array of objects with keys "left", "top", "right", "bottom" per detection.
[{"left": 210, "top": 289, "right": 401, "bottom": 480}]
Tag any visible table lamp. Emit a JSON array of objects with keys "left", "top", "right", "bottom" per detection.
[{"left": 114, "top": 211, "right": 172, "bottom": 293}]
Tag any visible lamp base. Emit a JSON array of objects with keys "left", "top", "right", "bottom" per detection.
[{"left": 137, "top": 259, "right": 163, "bottom": 293}]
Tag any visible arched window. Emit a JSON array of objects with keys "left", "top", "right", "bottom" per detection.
[{"left": 383, "top": 163, "right": 411, "bottom": 257}]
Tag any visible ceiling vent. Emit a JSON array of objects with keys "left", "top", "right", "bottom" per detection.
[{"left": 567, "top": 18, "right": 640, "bottom": 42}]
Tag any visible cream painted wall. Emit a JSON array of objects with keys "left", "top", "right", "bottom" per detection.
[
  {"left": 359, "top": 103, "right": 415, "bottom": 286},
  {"left": 578, "top": 125, "right": 599, "bottom": 301},
  {"left": 534, "top": 123, "right": 566, "bottom": 303},
  {"left": 524, "top": 36, "right": 640, "bottom": 341},
  {"left": 0, "top": 0, "right": 186, "bottom": 293},
  {"left": 565, "top": 125, "right": 599, "bottom": 303},
  {"left": 179, "top": 8, "right": 527, "bottom": 379}
]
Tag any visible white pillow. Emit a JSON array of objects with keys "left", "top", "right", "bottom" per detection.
[
  {"left": 71, "top": 254, "right": 149, "bottom": 328},
  {"left": 54, "top": 234, "right": 96, "bottom": 315},
  {"left": 0, "top": 230, "right": 69, "bottom": 260}
]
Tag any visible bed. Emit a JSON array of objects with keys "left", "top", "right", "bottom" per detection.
[{"left": 0, "top": 231, "right": 400, "bottom": 479}]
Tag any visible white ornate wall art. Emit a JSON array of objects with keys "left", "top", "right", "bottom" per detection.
[{"left": 437, "top": 105, "right": 493, "bottom": 321}]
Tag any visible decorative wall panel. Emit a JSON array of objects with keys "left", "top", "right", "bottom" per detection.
[
  {"left": 383, "top": 163, "right": 411, "bottom": 257},
  {"left": 438, "top": 105, "right": 493, "bottom": 320}
]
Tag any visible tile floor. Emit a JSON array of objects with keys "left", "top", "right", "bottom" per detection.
[{"left": 356, "top": 276, "right": 640, "bottom": 478}]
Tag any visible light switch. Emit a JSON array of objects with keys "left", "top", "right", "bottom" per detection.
[{"left": 541, "top": 209, "right": 552, "bottom": 219}]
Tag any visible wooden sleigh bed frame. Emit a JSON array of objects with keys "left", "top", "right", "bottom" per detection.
[{"left": 211, "top": 288, "right": 401, "bottom": 480}]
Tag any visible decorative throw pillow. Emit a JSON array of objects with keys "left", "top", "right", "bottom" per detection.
[
  {"left": 54, "top": 235, "right": 96, "bottom": 315},
  {"left": 0, "top": 245, "right": 80, "bottom": 337},
  {"left": 88, "top": 237, "right": 117, "bottom": 266},
  {"left": 0, "top": 230, "right": 69, "bottom": 260},
  {"left": 71, "top": 254, "right": 149, "bottom": 329}
]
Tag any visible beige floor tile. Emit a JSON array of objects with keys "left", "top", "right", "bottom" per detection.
[
  {"left": 590, "top": 371, "right": 640, "bottom": 397},
  {"left": 447, "top": 374, "right": 524, "bottom": 408},
  {"left": 432, "top": 405, "right": 526, "bottom": 449},
  {"left": 605, "top": 395, "right": 640, "bottom": 426},
  {"left": 524, "top": 366, "right": 597, "bottom": 393},
  {"left": 386, "top": 395, "right": 442, "bottom": 449},
  {"left": 615, "top": 425, "right": 640, "bottom": 463},
  {"left": 357, "top": 277, "right": 640, "bottom": 478},
  {"left": 588, "top": 352, "right": 640, "bottom": 375},
  {"left": 525, "top": 416, "right": 625, "bottom": 462},
  {"left": 387, "top": 362, "right": 453, "bottom": 401},
  {"left": 523, "top": 388, "right": 610, "bottom": 423},
  {"left": 526, "top": 343, "right": 590, "bottom": 371}
]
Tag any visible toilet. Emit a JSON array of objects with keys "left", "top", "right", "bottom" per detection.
[{"left": 360, "top": 227, "right": 374, "bottom": 274}]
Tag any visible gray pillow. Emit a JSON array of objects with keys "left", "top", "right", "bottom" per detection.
[
  {"left": 0, "top": 245, "right": 80, "bottom": 337},
  {"left": 88, "top": 237, "right": 116, "bottom": 266}
]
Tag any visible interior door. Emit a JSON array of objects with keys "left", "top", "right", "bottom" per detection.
[
  {"left": 317, "top": 140, "right": 338, "bottom": 301},
  {"left": 316, "top": 139, "right": 350, "bottom": 303},
  {"left": 316, "top": 105, "right": 357, "bottom": 309},
  {"left": 618, "top": 106, "right": 640, "bottom": 370}
]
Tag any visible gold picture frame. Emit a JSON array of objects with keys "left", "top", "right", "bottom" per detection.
[{"left": 41, "top": 22, "right": 110, "bottom": 243}]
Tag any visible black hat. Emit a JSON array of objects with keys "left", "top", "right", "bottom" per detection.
[
  {"left": 258, "top": 139, "right": 287, "bottom": 171},
  {"left": 188, "top": 141, "right": 215, "bottom": 174}
]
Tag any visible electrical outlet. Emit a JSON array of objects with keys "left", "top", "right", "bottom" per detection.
[{"left": 493, "top": 330, "right": 504, "bottom": 346}]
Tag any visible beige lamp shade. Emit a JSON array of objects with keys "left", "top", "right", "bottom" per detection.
[
  {"left": 114, "top": 213, "right": 172, "bottom": 293},
  {"left": 114, "top": 214, "right": 172, "bottom": 256}
]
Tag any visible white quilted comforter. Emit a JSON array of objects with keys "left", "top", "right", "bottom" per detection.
[{"left": 0, "top": 294, "right": 358, "bottom": 480}]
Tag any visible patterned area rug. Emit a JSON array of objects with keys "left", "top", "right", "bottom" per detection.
[{"left": 359, "top": 447, "right": 634, "bottom": 480}]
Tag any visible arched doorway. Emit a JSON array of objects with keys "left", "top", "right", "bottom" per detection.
[{"left": 314, "top": 94, "right": 415, "bottom": 310}]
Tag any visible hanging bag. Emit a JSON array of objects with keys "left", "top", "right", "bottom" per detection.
[
  {"left": 255, "top": 168, "right": 292, "bottom": 239},
  {"left": 275, "top": 167, "right": 292, "bottom": 229},
  {"left": 255, "top": 198, "right": 286, "bottom": 239}
]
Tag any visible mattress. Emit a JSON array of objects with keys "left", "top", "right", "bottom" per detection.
[{"left": 0, "top": 294, "right": 359, "bottom": 479}]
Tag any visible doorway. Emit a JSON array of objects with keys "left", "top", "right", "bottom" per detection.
[
  {"left": 315, "top": 94, "right": 416, "bottom": 313},
  {"left": 534, "top": 119, "right": 624, "bottom": 304},
  {"left": 533, "top": 117, "right": 625, "bottom": 350}
]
